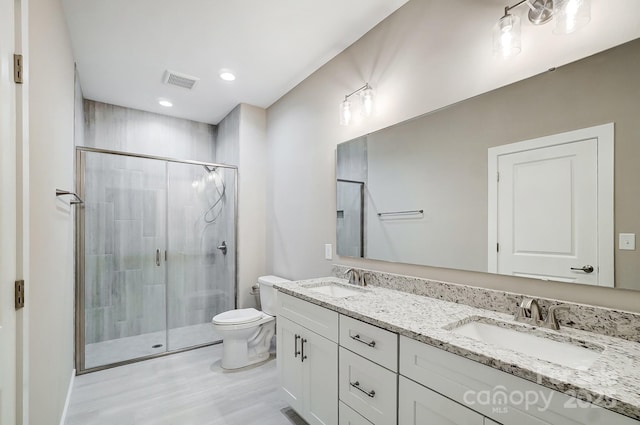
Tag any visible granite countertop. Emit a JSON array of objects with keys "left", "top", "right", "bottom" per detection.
[{"left": 274, "top": 277, "right": 640, "bottom": 421}]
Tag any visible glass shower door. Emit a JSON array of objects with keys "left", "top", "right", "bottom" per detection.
[
  {"left": 81, "top": 151, "right": 168, "bottom": 369},
  {"left": 166, "top": 162, "right": 236, "bottom": 351}
]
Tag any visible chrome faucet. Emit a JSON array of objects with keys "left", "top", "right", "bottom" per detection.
[
  {"left": 514, "top": 298, "right": 569, "bottom": 330},
  {"left": 344, "top": 268, "right": 369, "bottom": 286},
  {"left": 344, "top": 268, "right": 360, "bottom": 286},
  {"left": 544, "top": 305, "right": 571, "bottom": 330}
]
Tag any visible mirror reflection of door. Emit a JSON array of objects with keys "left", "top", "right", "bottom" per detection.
[
  {"left": 488, "top": 124, "right": 614, "bottom": 287},
  {"left": 337, "top": 179, "right": 364, "bottom": 258}
]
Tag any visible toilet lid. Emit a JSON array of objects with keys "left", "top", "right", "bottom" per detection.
[{"left": 212, "top": 308, "right": 263, "bottom": 325}]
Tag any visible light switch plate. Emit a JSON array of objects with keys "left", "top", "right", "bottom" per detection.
[
  {"left": 619, "top": 233, "right": 636, "bottom": 250},
  {"left": 325, "top": 244, "right": 333, "bottom": 260}
]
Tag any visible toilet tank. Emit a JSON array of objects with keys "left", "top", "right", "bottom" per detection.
[{"left": 258, "top": 275, "right": 290, "bottom": 316}]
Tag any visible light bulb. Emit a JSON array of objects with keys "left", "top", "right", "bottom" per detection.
[
  {"left": 339, "top": 99, "right": 352, "bottom": 126},
  {"left": 360, "top": 86, "right": 374, "bottom": 117},
  {"left": 493, "top": 14, "right": 521, "bottom": 58},
  {"left": 554, "top": 0, "right": 590, "bottom": 34}
]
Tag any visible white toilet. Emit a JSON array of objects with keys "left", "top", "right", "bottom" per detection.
[{"left": 212, "top": 275, "right": 290, "bottom": 370}]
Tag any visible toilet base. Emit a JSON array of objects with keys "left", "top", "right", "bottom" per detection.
[{"left": 217, "top": 319, "right": 275, "bottom": 370}]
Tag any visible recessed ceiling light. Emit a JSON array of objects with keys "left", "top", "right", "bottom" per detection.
[
  {"left": 158, "top": 99, "right": 173, "bottom": 107},
  {"left": 219, "top": 70, "right": 236, "bottom": 81}
]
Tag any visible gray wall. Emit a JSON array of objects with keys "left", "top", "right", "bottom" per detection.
[
  {"left": 83, "top": 100, "right": 215, "bottom": 161},
  {"left": 266, "top": 0, "right": 640, "bottom": 312},
  {"left": 217, "top": 104, "right": 269, "bottom": 308}
]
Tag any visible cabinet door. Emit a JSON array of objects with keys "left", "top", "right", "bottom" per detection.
[
  {"left": 302, "top": 330, "right": 338, "bottom": 425},
  {"left": 277, "top": 316, "right": 304, "bottom": 414},
  {"left": 399, "top": 376, "right": 484, "bottom": 425}
]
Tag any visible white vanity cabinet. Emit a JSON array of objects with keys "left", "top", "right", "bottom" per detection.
[
  {"left": 276, "top": 291, "right": 639, "bottom": 425},
  {"left": 400, "top": 336, "right": 638, "bottom": 425},
  {"left": 277, "top": 293, "right": 339, "bottom": 425}
]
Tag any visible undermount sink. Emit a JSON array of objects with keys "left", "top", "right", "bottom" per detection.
[
  {"left": 451, "top": 320, "right": 603, "bottom": 371},
  {"left": 306, "top": 282, "right": 364, "bottom": 298}
]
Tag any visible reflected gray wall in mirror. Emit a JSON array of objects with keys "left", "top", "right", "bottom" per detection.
[{"left": 336, "top": 38, "right": 640, "bottom": 291}]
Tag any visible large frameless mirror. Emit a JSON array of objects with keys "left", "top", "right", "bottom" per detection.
[{"left": 336, "top": 38, "right": 640, "bottom": 291}]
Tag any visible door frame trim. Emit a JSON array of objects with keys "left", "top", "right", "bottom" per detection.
[{"left": 487, "top": 123, "right": 614, "bottom": 287}]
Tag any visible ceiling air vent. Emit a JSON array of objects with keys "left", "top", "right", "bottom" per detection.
[{"left": 163, "top": 70, "right": 200, "bottom": 90}]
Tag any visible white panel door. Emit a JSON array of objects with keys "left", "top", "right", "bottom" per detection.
[
  {"left": 398, "top": 376, "right": 484, "bottom": 425},
  {"left": 496, "top": 139, "right": 599, "bottom": 285},
  {"left": 0, "top": 0, "right": 18, "bottom": 423}
]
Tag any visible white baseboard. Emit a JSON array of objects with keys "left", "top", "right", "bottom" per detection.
[{"left": 59, "top": 369, "right": 75, "bottom": 425}]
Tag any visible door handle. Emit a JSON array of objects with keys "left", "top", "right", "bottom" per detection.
[
  {"left": 155, "top": 249, "right": 160, "bottom": 266},
  {"left": 294, "top": 334, "right": 301, "bottom": 358},
  {"left": 570, "top": 265, "right": 594, "bottom": 273},
  {"left": 301, "top": 338, "right": 307, "bottom": 362}
]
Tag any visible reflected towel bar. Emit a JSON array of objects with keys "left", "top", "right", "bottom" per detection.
[
  {"left": 377, "top": 209, "right": 423, "bottom": 217},
  {"left": 56, "top": 189, "right": 84, "bottom": 205}
]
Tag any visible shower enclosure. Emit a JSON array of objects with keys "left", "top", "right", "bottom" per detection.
[{"left": 75, "top": 147, "right": 237, "bottom": 372}]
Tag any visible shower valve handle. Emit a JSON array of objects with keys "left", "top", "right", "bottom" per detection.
[{"left": 217, "top": 241, "right": 228, "bottom": 255}]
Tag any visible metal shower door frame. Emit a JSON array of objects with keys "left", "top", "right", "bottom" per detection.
[{"left": 74, "top": 146, "right": 238, "bottom": 374}]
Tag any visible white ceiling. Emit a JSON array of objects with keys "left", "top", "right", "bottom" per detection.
[{"left": 62, "top": 0, "right": 410, "bottom": 124}]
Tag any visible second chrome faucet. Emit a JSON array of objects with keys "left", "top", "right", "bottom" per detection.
[
  {"left": 344, "top": 268, "right": 369, "bottom": 286},
  {"left": 514, "top": 298, "right": 570, "bottom": 330}
]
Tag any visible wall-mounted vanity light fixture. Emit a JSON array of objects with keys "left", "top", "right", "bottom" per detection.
[
  {"left": 493, "top": 0, "right": 590, "bottom": 58},
  {"left": 339, "top": 83, "right": 374, "bottom": 126}
]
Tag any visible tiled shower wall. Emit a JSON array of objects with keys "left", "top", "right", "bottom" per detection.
[{"left": 80, "top": 100, "right": 234, "bottom": 345}]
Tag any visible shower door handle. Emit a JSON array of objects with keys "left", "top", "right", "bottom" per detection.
[{"left": 155, "top": 249, "right": 160, "bottom": 266}]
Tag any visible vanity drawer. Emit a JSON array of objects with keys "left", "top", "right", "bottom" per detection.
[
  {"left": 339, "top": 347, "right": 397, "bottom": 425},
  {"left": 399, "top": 336, "right": 638, "bottom": 425},
  {"left": 340, "top": 401, "right": 374, "bottom": 425},
  {"left": 277, "top": 292, "right": 338, "bottom": 342},
  {"left": 340, "top": 315, "right": 398, "bottom": 371}
]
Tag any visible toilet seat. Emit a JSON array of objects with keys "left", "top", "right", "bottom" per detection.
[{"left": 212, "top": 308, "right": 263, "bottom": 325}]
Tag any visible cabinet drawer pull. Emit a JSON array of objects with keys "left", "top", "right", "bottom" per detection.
[
  {"left": 294, "top": 334, "right": 301, "bottom": 358},
  {"left": 350, "top": 381, "right": 375, "bottom": 398},
  {"left": 350, "top": 333, "right": 376, "bottom": 347},
  {"left": 301, "top": 338, "right": 308, "bottom": 362}
]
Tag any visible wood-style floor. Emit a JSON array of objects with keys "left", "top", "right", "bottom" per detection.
[{"left": 65, "top": 344, "right": 307, "bottom": 425}]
